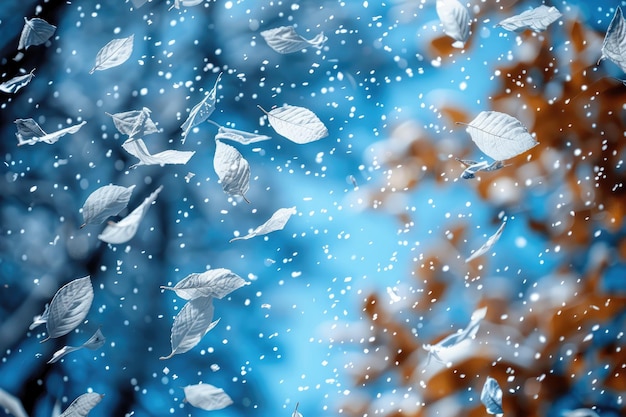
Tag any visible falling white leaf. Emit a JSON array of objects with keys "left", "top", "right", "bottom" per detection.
[
  {"left": 161, "top": 268, "right": 248, "bottom": 300},
  {"left": 292, "top": 403, "right": 303, "bottom": 417},
  {"left": 0, "top": 388, "right": 29, "bottom": 417},
  {"left": 465, "top": 221, "right": 506, "bottom": 263},
  {"left": 59, "top": 393, "right": 104, "bottom": 417},
  {"left": 214, "top": 125, "right": 271, "bottom": 145},
  {"left": 170, "top": 0, "right": 204, "bottom": 10},
  {"left": 81, "top": 184, "right": 136, "bottom": 227},
  {"left": 183, "top": 383, "right": 233, "bottom": 411},
  {"left": 480, "top": 377, "right": 503, "bottom": 415},
  {"left": 131, "top": 0, "right": 149, "bottom": 8},
  {"left": 456, "top": 159, "right": 507, "bottom": 179},
  {"left": 260, "top": 26, "right": 327, "bottom": 54},
  {"left": 562, "top": 409, "right": 601, "bottom": 417},
  {"left": 48, "top": 328, "right": 106, "bottom": 364},
  {"left": 18, "top": 17, "right": 56, "bottom": 50},
  {"left": 106, "top": 107, "right": 160, "bottom": 138},
  {"left": 29, "top": 304, "right": 50, "bottom": 330},
  {"left": 423, "top": 306, "right": 487, "bottom": 364},
  {"left": 0, "top": 69, "right": 35, "bottom": 94},
  {"left": 122, "top": 138, "right": 195, "bottom": 168},
  {"left": 160, "top": 296, "right": 219, "bottom": 360},
  {"left": 259, "top": 105, "right": 328, "bottom": 144},
  {"left": 15, "top": 119, "right": 86, "bottom": 146},
  {"left": 43, "top": 276, "right": 94, "bottom": 342},
  {"left": 497, "top": 5, "right": 561, "bottom": 32},
  {"left": 464, "top": 111, "right": 538, "bottom": 160},
  {"left": 230, "top": 207, "right": 296, "bottom": 242},
  {"left": 436, "top": 0, "right": 471, "bottom": 48},
  {"left": 600, "top": 6, "right": 626, "bottom": 73},
  {"left": 213, "top": 140, "right": 250, "bottom": 202},
  {"left": 98, "top": 185, "right": 163, "bottom": 244},
  {"left": 181, "top": 73, "right": 222, "bottom": 142},
  {"left": 90, "top": 34, "right": 134, "bottom": 74}
]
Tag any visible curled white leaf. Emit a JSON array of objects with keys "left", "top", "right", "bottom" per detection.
[
  {"left": 90, "top": 34, "right": 134, "bottom": 74},
  {"left": 181, "top": 73, "right": 221, "bottom": 142},
  {"left": 98, "top": 185, "right": 163, "bottom": 244},
  {"left": 81, "top": 184, "right": 136, "bottom": 227},
  {"left": 30, "top": 303, "right": 50, "bottom": 330},
  {"left": 464, "top": 111, "right": 538, "bottom": 160},
  {"left": 497, "top": 5, "right": 561, "bottom": 32},
  {"left": 183, "top": 383, "right": 232, "bottom": 411},
  {"left": 0, "top": 388, "right": 29, "bottom": 417},
  {"left": 480, "top": 377, "right": 503, "bottom": 415},
  {"left": 423, "top": 306, "right": 487, "bottom": 364},
  {"left": 48, "top": 328, "right": 105, "bottom": 364},
  {"left": 436, "top": 0, "right": 471, "bottom": 48},
  {"left": 600, "top": 6, "right": 626, "bottom": 73},
  {"left": 259, "top": 105, "right": 328, "bottom": 144},
  {"left": 213, "top": 140, "right": 250, "bottom": 202},
  {"left": 230, "top": 207, "right": 296, "bottom": 242},
  {"left": 43, "top": 276, "right": 94, "bottom": 342},
  {"left": 465, "top": 221, "right": 506, "bottom": 263},
  {"left": 15, "top": 119, "right": 86, "bottom": 146},
  {"left": 160, "top": 296, "right": 219, "bottom": 360},
  {"left": 19, "top": 17, "right": 56, "bottom": 50},
  {"left": 106, "top": 107, "right": 160, "bottom": 138},
  {"left": 260, "top": 26, "right": 327, "bottom": 54},
  {"left": 214, "top": 125, "right": 271, "bottom": 145},
  {"left": 0, "top": 69, "right": 36, "bottom": 94},
  {"left": 59, "top": 393, "right": 104, "bottom": 417},
  {"left": 122, "top": 138, "right": 195, "bottom": 168},
  {"left": 161, "top": 268, "right": 248, "bottom": 300}
]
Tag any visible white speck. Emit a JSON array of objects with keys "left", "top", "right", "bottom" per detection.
[{"left": 30, "top": 185, "right": 37, "bottom": 192}]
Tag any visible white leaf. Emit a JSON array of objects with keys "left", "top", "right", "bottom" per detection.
[
  {"left": 183, "top": 383, "right": 233, "bottom": 411},
  {"left": 181, "top": 73, "right": 221, "bottom": 142},
  {"left": 213, "top": 140, "right": 250, "bottom": 202},
  {"left": 259, "top": 105, "right": 328, "bottom": 144},
  {"left": 214, "top": 125, "right": 271, "bottom": 145},
  {"left": 436, "top": 0, "right": 471, "bottom": 48},
  {"left": 160, "top": 296, "right": 218, "bottom": 360},
  {"left": 465, "top": 111, "right": 538, "bottom": 160},
  {"left": 18, "top": 18, "right": 56, "bottom": 50},
  {"left": 122, "top": 138, "right": 195, "bottom": 168},
  {"left": 30, "top": 303, "right": 50, "bottom": 330},
  {"left": 43, "top": 276, "right": 94, "bottom": 342},
  {"left": 48, "top": 328, "right": 106, "bottom": 364},
  {"left": 465, "top": 221, "right": 506, "bottom": 263},
  {"left": 0, "top": 388, "right": 29, "bottom": 417},
  {"left": 480, "top": 377, "right": 503, "bottom": 415},
  {"left": 161, "top": 268, "right": 248, "bottom": 300},
  {"left": 15, "top": 119, "right": 86, "bottom": 146},
  {"left": 106, "top": 107, "right": 160, "bottom": 138},
  {"left": 90, "top": 34, "right": 134, "bottom": 74},
  {"left": 131, "top": 0, "right": 149, "bottom": 8},
  {"left": 59, "top": 393, "right": 103, "bottom": 417},
  {"left": 170, "top": 0, "right": 204, "bottom": 9},
  {"left": 497, "top": 5, "right": 561, "bottom": 32},
  {"left": 230, "top": 207, "right": 296, "bottom": 242},
  {"left": 292, "top": 403, "right": 302, "bottom": 417},
  {"left": 0, "top": 69, "right": 36, "bottom": 94},
  {"left": 423, "top": 306, "right": 487, "bottom": 363},
  {"left": 600, "top": 6, "right": 626, "bottom": 73},
  {"left": 98, "top": 185, "right": 163, "bottom": 244},
  {"left": 260, "top": 26, "right": 327, "bottom": 54},
  {"left": 81, "top": 184, "right": 136, "bottom": 227}
]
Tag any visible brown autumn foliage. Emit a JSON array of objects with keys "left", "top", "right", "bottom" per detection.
[{"left": 340, "top": 11, "right": 626, "bottom": 417}]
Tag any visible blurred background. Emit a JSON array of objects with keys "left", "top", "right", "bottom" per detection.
[{"left": 1, "top": 1, "right": 625, "bottom": 417}]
